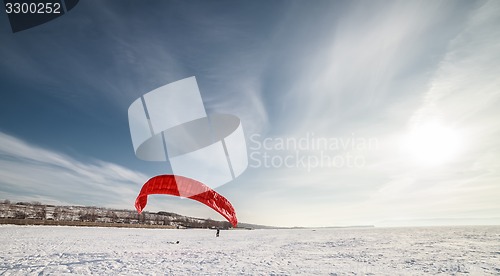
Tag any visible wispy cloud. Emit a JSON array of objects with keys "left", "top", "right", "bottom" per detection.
[
  {"left": 405, "top": 0, "right": 500, "bottom": 173},
  {"left": 411, "top": 1, "right": 500, "bottom": 126},
  {"left": 226, "top": 1, "right": 500, "bottom": 226},
  {"left": 275, "top": 1, "right": 466, "bottom": 134},
  {"left": 364, "top": 0, "right": 500, "bottom": 224},
  {"left": 0, "top": 1, "right": 272, "bottom": 137},
  {"left": 0, "top": 132, "right": 148, "bottom": 208}
]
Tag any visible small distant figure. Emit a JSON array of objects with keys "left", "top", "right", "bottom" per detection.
[
  {"left": 176, "top": 241, "right": 180, "bottom": 244},
  {"left": 216, "top": 228, "right": 220, "bottom": 237}
]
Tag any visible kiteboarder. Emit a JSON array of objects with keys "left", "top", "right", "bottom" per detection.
[{"left": 216, "top": 228, "right": 220, "bottom": 237}]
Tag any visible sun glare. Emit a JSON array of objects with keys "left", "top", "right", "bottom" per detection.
[{"left": 402, "top": 121, "right": 461, "bottom": 166}]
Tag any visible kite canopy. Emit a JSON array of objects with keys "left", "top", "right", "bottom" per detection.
[{"left": 135, "top": 175, "right": 238, "bottom": 227}]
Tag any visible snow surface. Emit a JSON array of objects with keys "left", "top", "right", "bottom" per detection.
[{"left": 0, "top": 225, "right": 499, "bottom": 275}]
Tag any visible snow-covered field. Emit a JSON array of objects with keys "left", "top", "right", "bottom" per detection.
[{"left": 0, "top": 225, "right": 499, "bottom": 275}]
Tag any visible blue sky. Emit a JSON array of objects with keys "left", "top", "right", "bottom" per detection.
[{"left": 1, "top": 0, "right": 499, "bottom": 227}]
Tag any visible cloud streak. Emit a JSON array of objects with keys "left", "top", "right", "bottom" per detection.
[
  {"left": 227, "top": 1, "right": 500, "bottom": 226},
  {"left": 0, "top": 131, "right": 148, "bottom": 208}
]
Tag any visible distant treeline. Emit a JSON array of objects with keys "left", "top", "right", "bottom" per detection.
[{"left": 0, "top": 199, "right": 233, "bottom": 229}]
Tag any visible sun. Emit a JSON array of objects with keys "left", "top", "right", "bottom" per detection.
[{"left": 402, "top": 121, "right": 461, "bottom": 166}]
